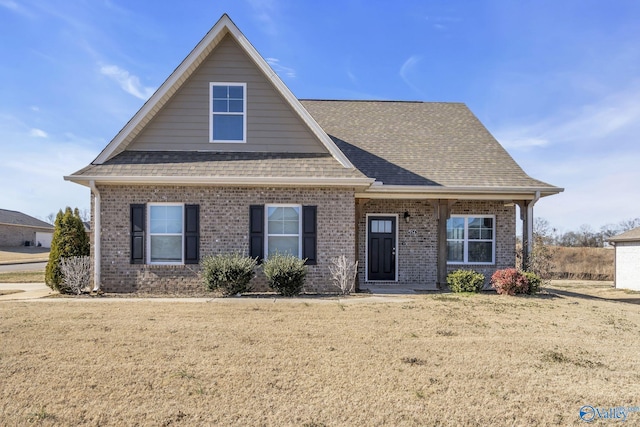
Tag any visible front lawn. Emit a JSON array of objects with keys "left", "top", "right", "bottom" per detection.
[{"left": 1, "top": 283, "right": 638, "bottom": 425}]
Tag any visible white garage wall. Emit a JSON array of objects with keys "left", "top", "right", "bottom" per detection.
[
  {"left": 615, "top": 241, "right": 640, "bottom": 291},
  {"left": 35, "top": 232, "right": 53, "bottom": 248}
]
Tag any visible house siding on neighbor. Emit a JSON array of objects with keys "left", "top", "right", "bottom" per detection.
[
  {"left": 614, "top": 241, "right": 640, "bottom": 291},
  {"left": 0, "top": 209, "right": 54, "bottom": 247},
  {"left": 95, "top": 185, "right": 355, "bottom": 294}
]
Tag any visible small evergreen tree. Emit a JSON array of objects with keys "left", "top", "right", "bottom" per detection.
[{"left": 45, "top": 207, "right": 90, "bottom": 293}]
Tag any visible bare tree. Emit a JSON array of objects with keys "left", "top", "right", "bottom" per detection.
[
  {"left": 328, "top": 255, "right": 358, "bottom": 295},
  {"left": 619, "top": 217, "right": 640, "bottom": 232},
  {"left": 59, "top": 256, "right": 91, "bottom": 295},
  {"left": 45, "top": 212, "right": 56, "bottom": 225}
]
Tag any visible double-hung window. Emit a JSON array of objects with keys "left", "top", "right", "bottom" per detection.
[
  {"left": 266, "top": 205, "right": 301, "bottom": 257},
  {"left": 210, "top": 82, "right": 246, "bottom": 143},
  {"left": 148, "top": 204, "right": 184, "bottom": 264},
  {"left": 447, "top": 215, "right": 495, "bottom": 264}
]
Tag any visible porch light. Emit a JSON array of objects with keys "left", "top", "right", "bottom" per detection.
[{"left": 404, "top": 211, "right": 411, "bottom": 223}]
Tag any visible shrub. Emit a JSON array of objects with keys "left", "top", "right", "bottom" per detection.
[
  {"left": 263, "top": 253, "right": 307, "bottom": 297},
  {"left": 201, "top": 252, "right": 257, "bottom": 296},
  {"left": 491, "top": 268, "right": 529, "bottom": 295},
  {"left": 59, "top": 256, "right": 91, "bottom": 295},
  {"left": 522, "top": 271, "right": 543, "bottom": 295},
  {"left": 329, "top": 255, "right": 358, "bottom": 295},
  {"left": 446, "top": 269, "right": 485, "bottom": 293},
  {"left": 45, "top": 207, "right": 90, "bottom": 293}
]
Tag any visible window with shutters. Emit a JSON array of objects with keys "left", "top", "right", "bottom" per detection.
[
  {"left": 148, "top": 203, "right": 184, "bottom": 264},
  {"left": 265, "top": 205, "right": 301, "bottom": 258},
  {"left": 130, "top": 203, "right": 199, "bottom": 265}
]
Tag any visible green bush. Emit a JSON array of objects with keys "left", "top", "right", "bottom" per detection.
[
  {"left": 522, "top": 271, "right": 543, "bottom": 295},
  {"left": 201, "top": 252, "right": 257, "bottom": 296},
  {"left": 263, "top": 253, "right": 307, "bottom": 297},
  {"left": 446, "top": 269, "right": 485, "bottom": 293},
  {"left": 45, "top": 207, "right": 90, "bottom": 293}
]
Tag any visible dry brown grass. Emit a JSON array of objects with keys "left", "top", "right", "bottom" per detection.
[
  {"left": 1, "top": 283, "right": 639, "bottom": 426},
  {"left": 0, "top": 246, "right": 49, "bottom": 264},
  {"left": 0, "top": 271, "right": 45, "bottom": 283},
  {"left": 551, "top": 246, "right": 614, "bottom": 280}
]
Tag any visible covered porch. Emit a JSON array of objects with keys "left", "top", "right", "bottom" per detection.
[{"left": 354, "top": 191, "right": 544, "bottom": 292}]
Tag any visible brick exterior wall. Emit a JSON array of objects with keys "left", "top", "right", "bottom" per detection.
[
  {"left": 357, "top": 199, "right": 516, "bottom": 289},
  {"left": 94, "top": 185, "right": 355, "bottom": 294}
]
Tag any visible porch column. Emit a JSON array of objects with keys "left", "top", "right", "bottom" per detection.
[
  {"left": 354, "top": 199, "right": 369, "bottom": 291},
  {"left": 436, "top": 199, "right": 450, "bottom": 289},
  {"left": 517, "top": 191, "right": 540, "bottom": 271}
]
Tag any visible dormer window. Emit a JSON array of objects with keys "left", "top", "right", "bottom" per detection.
[{"left": 210, "top": 82, "right": 246, "bottom": 143}]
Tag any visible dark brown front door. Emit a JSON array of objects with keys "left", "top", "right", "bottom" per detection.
[{"left": 368, "top": 216, "right": 396, "bottom": 281}]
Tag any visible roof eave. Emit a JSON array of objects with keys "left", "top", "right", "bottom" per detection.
[
  {"left": 63, "top": 175, "right": 374, "bottom": 189},
  {"left": 356, "top": 184, "right": 564, "bottom": 200}
]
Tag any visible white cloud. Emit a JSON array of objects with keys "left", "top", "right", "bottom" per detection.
[
  {"left": 0, "top": 113, "right": 97, "bottom": 220},
  {"left": 266, "top": 57, "right": 296, "bottom": 79},
  {"left": 248, "top": 0, "right": 280, "bottom": 37},
  {"left": 29, "top": 128, "right": 48, "bottom": 138},
  {"left": 0, "top": 0, "right": 33, "bottom": 17},
  {"left": 399, "top": 55, "right": 424, "bottom": 96},
  {"left": 494, "top": 83, "right": 640, "bottom": 231},
  {"left": 100, "top": 64, "right": 156, "bottom": 100}
]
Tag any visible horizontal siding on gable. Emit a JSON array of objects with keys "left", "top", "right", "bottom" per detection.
[{"left": 129, "top": 34, "right": 325, "bottom": 154}]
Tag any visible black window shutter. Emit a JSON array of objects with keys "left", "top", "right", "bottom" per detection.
[
  {"left": 184, "top": 204, "right": 200, "bottom": 264},
  {"left": 130, "top": 204, "right": 145, "bottom": 264},
  {"left": 302, "top": 205, "right": 317, "bottom": 265},
  {"left": 249, "top": 205, "right": 264, "bottom": 263}
]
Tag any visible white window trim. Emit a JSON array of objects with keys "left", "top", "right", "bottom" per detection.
[
  {"left": 147, "top": 202, "right": 184, "bottom": 265},
  {"left": 447, "top": 214, "right": 496, "bottom": 265},
  {"left": 364, "top": 213, "right": 399, "bottom": 282},
  {"left": 209, "top": 82, "right": 247, "bottom": 143},
  {"left": 264, "top": 204, "right": 302, "bottom": 260}
]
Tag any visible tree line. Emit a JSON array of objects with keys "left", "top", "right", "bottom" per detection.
[{"left": 533, "top": 217, "right": 640, "bottom": 248}]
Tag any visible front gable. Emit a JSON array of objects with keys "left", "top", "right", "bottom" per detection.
[
  {"left": 128, "top": 34, "right": 326, "bottom": 154},
  {"left": 94, "top": 14, "right": 352, "bottom": 168}
]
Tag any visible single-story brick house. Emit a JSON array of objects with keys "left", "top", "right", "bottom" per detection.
[
  {"left": 0, "top": 208, "right": 54, "bottom": 248},
  {"left": 607, "top": 227, "right": 640, "bottom": 291},
  {"left": 65, "top": 14, "right": 562, "bottom": 294}
]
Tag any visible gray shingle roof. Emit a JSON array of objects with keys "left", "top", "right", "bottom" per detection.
[
  {"left": 608, "top": 227, "right": 640, "bottom": 242},
  {"left": 69, "top": 100, "right": 561, "bottom": 194},
  {"left": 73, "top": 151, "right": 367, "bottom": 180},
  {"left": 0, "top": 209, "right": 53, "bottom": 229},
  {"left": 301, "top": 100, "right": 557, "bottom": 189}
]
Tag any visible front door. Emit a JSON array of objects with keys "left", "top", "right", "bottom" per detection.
[{"left": 368, "top": 216, "right": 396, "bottom": 281}]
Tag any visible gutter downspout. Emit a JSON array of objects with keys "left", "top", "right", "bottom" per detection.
[{"left": 89, "top": 180, "right": 101, "bottom": 292}]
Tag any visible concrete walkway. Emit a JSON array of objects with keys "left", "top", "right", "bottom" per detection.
[
  {"left": 0, "top": 282, "right": 413, "bottom": 304},
  {"left": 0, "top": 282, "right": 53, "bottom": 301}
]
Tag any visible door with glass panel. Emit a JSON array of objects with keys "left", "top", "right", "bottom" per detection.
[{"left": 367, "top": 216, "right": 396, "bottom": 281}]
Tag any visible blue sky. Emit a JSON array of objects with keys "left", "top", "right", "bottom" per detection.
[{"left": 1, "top": 0, "right": 639, "bottom": 233}]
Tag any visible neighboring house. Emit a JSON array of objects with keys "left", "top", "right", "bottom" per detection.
[
  {"left": 65, "top": 14, "right": 562, "bottom": 294},
  {"left": 607, "top": 227, "right": 640, "bottom": 291},
  {"left": 0, "top": 208, "right": 54, "bottom": 248}
]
